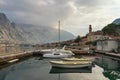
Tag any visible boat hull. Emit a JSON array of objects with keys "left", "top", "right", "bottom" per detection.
[
  {"left": 62, "top": 57, "right": 95, "bottom": 62},
  {"left": 43, "top": 54, "right": 72, "bottom": 58},
  {"left": 43, "top": 50, "right": 74, "bottom": 58},
  {"left": 50, "top": 61, "right": 92, "bottom": 68}
]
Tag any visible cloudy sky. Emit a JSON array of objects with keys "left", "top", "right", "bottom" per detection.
[{"left": 0, "top": 0, "right": 120, "bottom": 36}]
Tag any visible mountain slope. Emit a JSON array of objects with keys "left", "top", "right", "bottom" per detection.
[
  {"left": 19, "top": 24, "right": 75, "bottom": 43},
  {"left": 0, "top": 13, "right": 27, "bottom": 43},
  {"left": 102, "top": 18, "right": 120, "bottom": 36},
  {"left": 0, "top": 13, "right": 75, "bottom": 44},
  {"left": 112, "top": 18, "right": 120, "bottom": 25}
]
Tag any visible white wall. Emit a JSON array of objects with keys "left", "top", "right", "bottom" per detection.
[
  {"left": 97, "top": 41, "right": 102, "bottom": 50},
  {"left": 106, "top": 41, "right": 118, "bottom": 51},
  {"left": 97, "top": 40, "right": 118, "bottom": 51}
]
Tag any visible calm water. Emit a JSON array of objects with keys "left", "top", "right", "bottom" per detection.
[{"left": 0, "top": 55, "right": 120, "bottom": 80}]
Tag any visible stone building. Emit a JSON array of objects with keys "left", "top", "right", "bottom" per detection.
[{"left": 87, "top": 25, "right": 109, "bottom": 42}]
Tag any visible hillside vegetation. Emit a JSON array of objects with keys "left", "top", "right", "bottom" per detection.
[{"left": 102, "top": 23, "right": 120, "bottom": 36}]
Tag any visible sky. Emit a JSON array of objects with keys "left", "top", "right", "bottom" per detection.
[{"left": 0, "top": 0, "right": 120, "bottom": 36}]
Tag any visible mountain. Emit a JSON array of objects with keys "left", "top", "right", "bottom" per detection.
[
  {"left": 102, "top": 18, "right": 120, "bottom": 36},
  {"left": 112, "top": 18, "right": 120, "bottom": 25},
  {"left": 19, "top": 24, "right": 75, "bottom": 43},
  {"left": 0, "top": 13, "right": 75, "bottom": 44},
  {"left": 0, "top": 13, "right": 27, "bottom": 43}
]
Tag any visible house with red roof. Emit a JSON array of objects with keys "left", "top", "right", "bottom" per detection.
[{"left": 87, "top": 25, "right": 109, "bottom": 42}]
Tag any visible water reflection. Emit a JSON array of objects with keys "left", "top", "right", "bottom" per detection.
[
  {"left": 50, "top": 67, "right": 92, "bottom": 73},
  {"left": 1, "top": 55, "right": 120, "bottom": 80},
  {"left": 34, "top": 57, "right": 43, "bottom": 60},
  {"left": 0, "top": 65, "right": 16, "bottom": 80},
  {"left": 95, "top": 55, "right": 120, "bottom": 80}
]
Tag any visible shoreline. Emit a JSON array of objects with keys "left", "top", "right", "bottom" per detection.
[
  {"left": 0, "top": 49, "right": 120, "bottom": 65},
  {"left": 0, "top": 50, "right": 41, "bottom": 64}
]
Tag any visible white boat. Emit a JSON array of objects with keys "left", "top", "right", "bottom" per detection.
[
  {"left": 50, "top": 61, "right": 92, "bottom": 68},
  {"left": 43, "top": 21, "right": 74, "bottom": 58},
  {"left": 62, "top": 57, "right": 94, "bottom": 61},
  {"left": 43, "top": 49, "right": 74, "bottom": 58},
  {"left": 8, "top": 59, "right": 19, "bottom": 63},
  {"left": 41, "top": 49, "right": 56, "bottom": 53}
]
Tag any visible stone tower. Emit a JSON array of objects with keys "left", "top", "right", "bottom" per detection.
[
  {"left": 89, "top": 24, "right": 92, "bottom": 33},
  {"left": 88, "top": 24, "right": 92, "bottom": 42}
]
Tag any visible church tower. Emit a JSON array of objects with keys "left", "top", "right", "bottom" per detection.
[
  {"left": 89, "top": 24, "right": 92, "bottom": 33},
  {"left": 88, "top": 24, "right": 92, "bottom": 42}
]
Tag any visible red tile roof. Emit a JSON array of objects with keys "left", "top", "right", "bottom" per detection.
[
  {"left": 91, "top": 31, "right": 103, "bottom": 35},
  {"left": 110, "top": 36, "right": 120, "bottom": 39},
  {"left": 82, "top": 38, "right": 87, "bottom": 42}
]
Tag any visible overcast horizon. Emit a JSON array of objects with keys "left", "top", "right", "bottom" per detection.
[{"left": 0, "top": 0, "right": 120, "bottom": 36}]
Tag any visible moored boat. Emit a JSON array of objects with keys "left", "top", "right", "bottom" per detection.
[
  {"left": 62, "top": 57, "right": 94, "bottom": 61},
  {"left": 43, "top": 52, "right": 74, "bottom": 58},
  {"left": 8, "top": 59, "right": 19, "bottom": 63},
  {"left": 50, "top": 61, "right": 92, "bottom": 68},
  {"left": 43, "top": 21, "right": 75, "bottom": 58},
  {"left": 43, "top": 49, "right": 74, "bottom": 58}
]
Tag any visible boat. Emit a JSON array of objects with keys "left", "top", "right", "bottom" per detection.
[
  {"left": 8, "top": 59, "right": 19, "bottom": 63},
  {"left": 62, "top": 57, "right": 94, "bottom": 61},
  {"left": 43, "top": 21, "right": 74, "bottom": 58},
  {"left": 43, "top": 49, "right": 74, "bottom": 58},
  {"left": 50, "top": 60, "right": 92, "bottom": 68}
]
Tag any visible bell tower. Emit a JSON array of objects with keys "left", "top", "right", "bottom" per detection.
[
  {"left": 88, "top": 24, "right": 92, "bottom": 42},
  {"left": 89, "top": 24, "right": 92, "bottom": 33}
]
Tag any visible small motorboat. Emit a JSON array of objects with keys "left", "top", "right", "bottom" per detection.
[
  {"left": 50, "top": 60, "right": 92, "bottom": 68},
  {"left": 43, "top": 49, "right": 74, "bottom": 58},
  {"left": 62, "top": 57, "right": 95, "bottom": 62},
  {"left": 43, "top": 21, "right": 74, "bottom": 58},
  {"left": 43, "top": 51, "right": 74, "bottom": 58}
]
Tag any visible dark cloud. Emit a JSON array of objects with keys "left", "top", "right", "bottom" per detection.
[
  {"left": 0, "top": 0, "right": 75, "bottom": 27},
  {"left": 0, "top": 0, "right": 120, "bottom": 36},
  {"left": 0, "top": 0, "right": 116, "bottom": 27}
]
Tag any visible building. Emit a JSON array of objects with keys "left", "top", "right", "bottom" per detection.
[
  {"left": 109, "top": 36, "right": 120, "bottom": 39},
  {"left": 97, "top": 39, "right": 120, "bottom": 52},
  {"left": 81, "top": 37, "right": 87, "bottom": 44},
  {"left": 87, "top": 25, "right": 109, "bottom": 42}
]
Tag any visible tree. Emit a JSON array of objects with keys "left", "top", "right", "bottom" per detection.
[
  {"left": 85, "top": 41, "right": 92, "bottom": 45},
  {"left": 74, "top": 35, "right": 81, "bottom": 43},
  {"left": 85, "top": 41, "right": 97, "bottom": 46},
  {"left": 92, "top": 41, "right": 97, "bottom": 46},
  {"left": 102, "top": 23, "right": 120, "bottom": 36}
]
